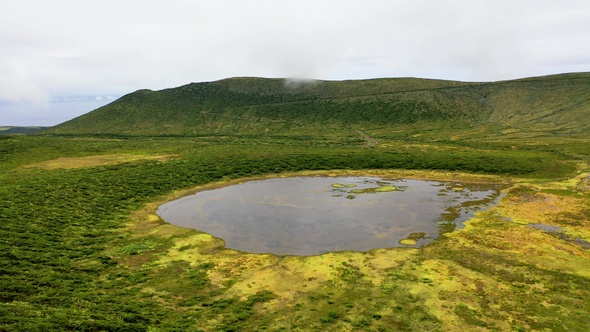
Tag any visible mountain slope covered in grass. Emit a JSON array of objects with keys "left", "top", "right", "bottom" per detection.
[{"left": 44, "top": 72, "right": 590, "bottom": 136}]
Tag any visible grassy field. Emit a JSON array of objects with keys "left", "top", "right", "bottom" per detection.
[{"left": 1, "top": 127, "right": 589, "bottom": 331}]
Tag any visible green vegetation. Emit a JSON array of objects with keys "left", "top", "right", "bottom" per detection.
[
  {"left": 350, "top": 185, "right": 401, "bottom": 194},
  {"left": 399, "top": 232, "right": 428, "bottom": 246},
  {"left": 41, "top": 73, "right": 590, "bottom": 137},
  {"left": 331, "top": 183, "right": 357, "bottom": 188},
  {"left": 0, "top": 126, "right": 48, "bottom": 135},
  {"left": 2, "top": 73, "right": 590, "bottom": 331}
]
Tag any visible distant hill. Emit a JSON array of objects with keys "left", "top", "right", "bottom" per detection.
[
  {"left": 0, "top": 126, "right": 49, "bottom": 135},
  {"left": 43, "top": 72, "right": 590, "bottom": 136}
]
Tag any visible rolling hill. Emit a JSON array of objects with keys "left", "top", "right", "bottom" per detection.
[
  {"left": 0, "top": 126, "right": 49, "bottom": 135},
  {"left": 43, "top": 72, "right": 590, "bottom": 136}
]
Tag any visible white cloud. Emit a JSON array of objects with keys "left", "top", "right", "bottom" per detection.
[{"left": 0, "top": 59, "right": 49, "bottom": 104}]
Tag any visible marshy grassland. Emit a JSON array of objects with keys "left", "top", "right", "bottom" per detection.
[
  {"left": 2, "top": 73, "right": 590, "bottom": 331},
  {"left": 1, "top": 130, "right": 589, "bottom": 331}
]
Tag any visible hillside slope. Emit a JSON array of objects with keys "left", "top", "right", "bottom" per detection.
[{"left": 44, "top": 73, "right": 590, "bottom": 136}]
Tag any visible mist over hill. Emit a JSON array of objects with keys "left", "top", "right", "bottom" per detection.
[{"left": 43, "top": 72, "right": 590, "bottom": 136}]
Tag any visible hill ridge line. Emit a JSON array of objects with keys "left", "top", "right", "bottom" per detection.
[{"left": 42, "top": 72, "right": 590, "bottom": 136}]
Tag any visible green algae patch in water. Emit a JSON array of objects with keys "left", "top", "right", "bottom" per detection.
[
  {"left": 157, "top": 177, "right": 502, "bottom": 255},
  {"left": 331, "top": 183, "right": 357, "bottom": 188},
  {"left": 399, "top": 232, "right": 428, "bottom": 246},
  {"left": 350, "top": 185, "right": 401, "bottom": 194}
]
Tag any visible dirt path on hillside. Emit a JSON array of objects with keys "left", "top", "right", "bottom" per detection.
[{"left": 355, "top": 129, "right": 378, "bottom": 147}]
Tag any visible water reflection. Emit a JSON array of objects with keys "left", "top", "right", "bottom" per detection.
[{"left": 157, "top": 177, "right": 501, "bottom": 255}]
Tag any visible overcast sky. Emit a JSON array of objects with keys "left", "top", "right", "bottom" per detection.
[{"left": 1, "top": 0, "right": 589, "bottom": 126}]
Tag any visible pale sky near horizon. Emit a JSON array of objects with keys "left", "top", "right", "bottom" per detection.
[{"left": 1, "top": 0, "right": 589, "bottom": 126}]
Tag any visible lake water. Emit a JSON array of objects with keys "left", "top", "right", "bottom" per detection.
[{"left": 157, "top": 177, "right": 501, "bottom": 255}]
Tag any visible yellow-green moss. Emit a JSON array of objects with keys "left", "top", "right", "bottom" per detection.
[{"left": 116, "top": 169, "right": 590, "bottom": 331}]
